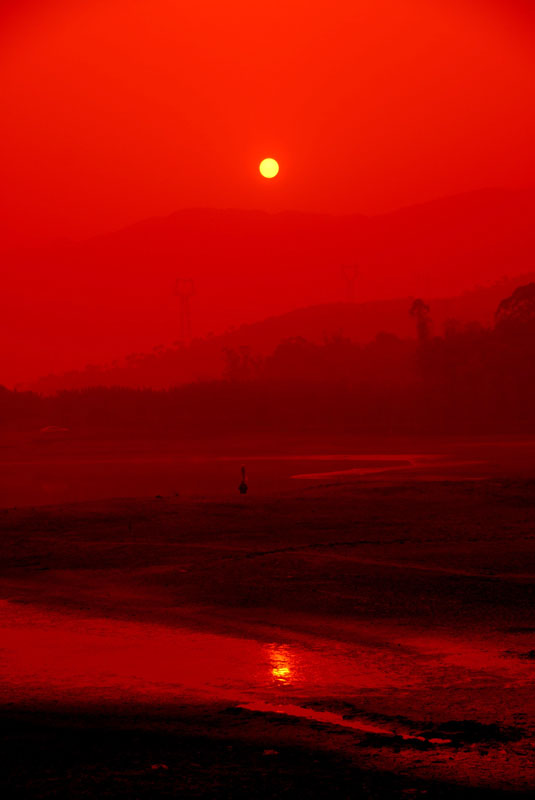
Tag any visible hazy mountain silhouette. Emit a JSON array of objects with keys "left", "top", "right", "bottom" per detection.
[
  {"left": 4, "top": 187, "right": 535, "bottom": 386},
  {"left": 29, "top": 274, "right": 534, "bottom": 394}
]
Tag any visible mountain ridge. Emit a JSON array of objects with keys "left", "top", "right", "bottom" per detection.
[
  {"left": 3, "top": 186, "right": 534, "bottom": 386},
  {"left": 29, "top": 272, "right": 534, "bottom": 394}
]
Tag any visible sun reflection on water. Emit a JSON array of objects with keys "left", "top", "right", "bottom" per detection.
[{"left": 268, "top": 644, "right": 295, "bottom": 684}]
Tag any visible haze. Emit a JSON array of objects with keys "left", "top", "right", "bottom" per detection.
[
  {"left": 0, "top": 0, "right": 533, "bottom": 246},
  {"left": 3, "top": 5, "right": 535, "bottom": 797}
]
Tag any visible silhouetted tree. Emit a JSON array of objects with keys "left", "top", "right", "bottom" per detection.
[
  {"left": 222, "top": 346, "right": 259, "bottom": 382},
  {"left": 495, "top": 283, "right": 535, "bottom": 333},
  {"left": 5, "top": 282, "right": 535, "bottom": 436},
  {"left": 409, "top": 298, "right": 432, "bottom": 343}
]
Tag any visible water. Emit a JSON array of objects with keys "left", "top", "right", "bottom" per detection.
[
  {"left": 0, "top": 432, "right": 494, "bottom": 508},
  {"left": 0, "top": 600, "right": 399, "bottom": 705},
  {"left": 1, "top": 598, "right": 530, "bottom": 745}
]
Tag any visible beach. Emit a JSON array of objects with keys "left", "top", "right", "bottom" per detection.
[{"left": 1, "top": 446, "right": 535, "bottom": 796}]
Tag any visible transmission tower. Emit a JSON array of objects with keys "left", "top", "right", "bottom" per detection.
[
  {"left": 341, "top": 264, "right": 358, "bottom": 302},
  {"left": 174, "top": 278, "right": 195, "bottom": 343}
]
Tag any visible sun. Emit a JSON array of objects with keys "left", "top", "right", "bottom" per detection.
[{"left": 259, "top": 158, "right": 279, "bottom": 179}]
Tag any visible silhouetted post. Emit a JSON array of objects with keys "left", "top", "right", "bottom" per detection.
[{"left": 238, "top": 465, "right": 248, "bottom": 494}]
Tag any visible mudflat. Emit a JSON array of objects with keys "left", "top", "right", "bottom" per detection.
[{"left": 1, "top": 476, "right": 535, "bottom": 797}]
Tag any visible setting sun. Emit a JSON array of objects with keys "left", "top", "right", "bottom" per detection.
[
  {"left": 259, "top": 158, "right": 279, "bottom": 179},
  {"left": 1, "top": 0, "right": 534, "bottom": 796}
]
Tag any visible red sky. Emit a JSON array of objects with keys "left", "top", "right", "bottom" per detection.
[{"left": 0, "top": 0, "right": 534, "bottom": 246}]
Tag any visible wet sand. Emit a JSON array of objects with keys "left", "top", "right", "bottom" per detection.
[{"left": 1, "top": 473, "right": 535, "bottom": 797}]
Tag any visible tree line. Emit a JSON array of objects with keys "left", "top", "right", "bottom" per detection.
[{"left": 2, "top": 284, "right": 535, "bottom": 435}]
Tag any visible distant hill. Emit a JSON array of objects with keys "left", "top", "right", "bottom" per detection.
[
  {"left": 29, "top": 274, "right": 533, "bottom": 394},
  {"left": 4, "top": 187, "right": 535, "bottom": 386}
]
